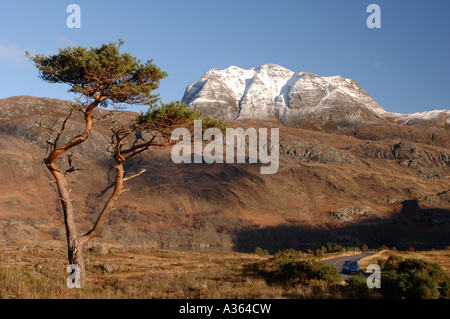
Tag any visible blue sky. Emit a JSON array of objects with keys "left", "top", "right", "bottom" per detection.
[{"left": 0, "top": 0, "right": 449, "bottom": 114}]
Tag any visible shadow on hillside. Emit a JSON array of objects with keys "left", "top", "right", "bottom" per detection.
[
  {"left": 401, "top": 199, "right": 450, "bottom": 224},
  {"left": 234, "top": 212, "right": 450, "bottom": 254}
]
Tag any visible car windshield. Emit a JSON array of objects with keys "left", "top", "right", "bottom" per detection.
[{"left": 345, "top": 261, "right": 358, "bottom": 266}]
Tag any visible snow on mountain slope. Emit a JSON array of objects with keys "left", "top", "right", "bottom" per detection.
[
  {"left": 387, "top": 110, "right": 450, "bottom": 128},
  {"left": 182, "top": 64, "right": 449, "bottom": 129},
  {"left": 182, "top": 64, "right": 389, "bottom": 127}
]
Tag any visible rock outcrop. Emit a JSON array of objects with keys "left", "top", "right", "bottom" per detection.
[
  {"left": 330, "top": 206, "right": 377, "bottom": 223},
  {"left": 346, "top": 141, "right": 449, "bottom": 179},
  {"left": 281, "top": 140, "right": 356, "bottom": 165}
]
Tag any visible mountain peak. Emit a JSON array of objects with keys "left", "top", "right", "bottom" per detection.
[{"left": 182, "top": 64, "right": 387, "bottom": 127}]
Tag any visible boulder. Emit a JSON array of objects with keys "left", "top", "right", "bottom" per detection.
[
  {"left": 88, "top": 245, "right": 109, "bottom": 255},
  {"left": 94, "top": 261, "right": 119, "bottom": 273}
]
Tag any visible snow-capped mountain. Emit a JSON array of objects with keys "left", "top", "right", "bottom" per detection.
[
  {"left": 387, "top": 110, "right": 450, "bottom": 128},
  {"left": 182, "top": 64, "right": 448, "bottom": 129}
]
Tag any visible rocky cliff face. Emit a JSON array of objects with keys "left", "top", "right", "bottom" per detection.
[{"left": 182, "top": 64, "right": 449, "bottom": 130}]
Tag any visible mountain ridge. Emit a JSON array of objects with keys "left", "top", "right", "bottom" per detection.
[{"left": 182, "top": 64, "right": 449, "bottom": 130}]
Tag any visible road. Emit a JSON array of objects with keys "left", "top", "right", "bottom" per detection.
[{"left": 322, "top": 252, "right": 374, "bottom": 280}]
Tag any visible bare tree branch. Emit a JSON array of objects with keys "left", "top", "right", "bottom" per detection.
[{"left": 123, "top": 169, "right": 147, "bottom": 181}]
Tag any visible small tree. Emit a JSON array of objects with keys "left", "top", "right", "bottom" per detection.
[
  {"left": 253, "top": 247, "right": 269, "bottom": 256},
  {"left": 314, "top": 249, "right": 322, "bottom": 258},
  {"left": 28, "top": 41, "right": 225, "bottom": 287}
]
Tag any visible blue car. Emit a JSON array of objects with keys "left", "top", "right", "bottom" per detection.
[{"left": 342, "top": 261, "right": 360, "bottom": 273}]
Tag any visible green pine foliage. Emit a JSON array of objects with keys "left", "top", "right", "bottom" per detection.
[
  {"left": 28, "top": 40, "right": 229, "bottom": 137},
  {"left": 136, "top": 101, "right": 230, "bottom": 135},
  {"left": 27, "top": 40, "right": 167, "bottom": 107},
  {"left": 137, "top": 101, "right": 203, "bottom": 125}
]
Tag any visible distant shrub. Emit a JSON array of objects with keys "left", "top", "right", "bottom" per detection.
[
  {"left": 253, "top": 247, "right": 269, "bottom": 256},
  {"left": 326, "top": 244, "right": 343, "bottom": 253},
  {"left": 274, "top": 259, "right": 341, "bottom": 286},
  {"left": 272, "top": 248, "right": 302, "bottom": 262},
  {"left": 254, "top": 249, "right": 341, "bottom": 287},
  {"left": 378, "top": 255, "right": 403, "bottom": 272},
  {"left": 318, "top": 264, "right": 342, "bottom": 284},
  {"left": 313, "top": 249, "right": 323, "bottom": 257}
]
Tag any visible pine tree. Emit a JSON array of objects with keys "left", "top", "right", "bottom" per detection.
[{"left": 28, "top": 40, "right": 225, "bottom": 286}]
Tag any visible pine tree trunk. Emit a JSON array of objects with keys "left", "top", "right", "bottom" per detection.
[
  {"left": 47, "top": 165, "right": 88, "bottom": 287},
  {"left": 67, "top": 237, "right": 86, "bottom": 288}
]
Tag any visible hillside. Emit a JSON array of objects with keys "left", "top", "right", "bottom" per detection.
[{"left": 0, "top": 95, "right": 449, "bottom": 252}]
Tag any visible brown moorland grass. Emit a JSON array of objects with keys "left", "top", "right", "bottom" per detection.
[
  {"left": 0, "top": 245, "right": 286, "bottom": 299},
  {"left": 1, "top": 245, "right": 449, "bottom": 299}
]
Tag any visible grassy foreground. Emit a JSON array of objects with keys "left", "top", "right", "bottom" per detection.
[
  {"left": 0, "top": 245, "right": 282, "bottom": 299},
  {"left": 0, "top": 245, "right": 449, "bottom": 299}
]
